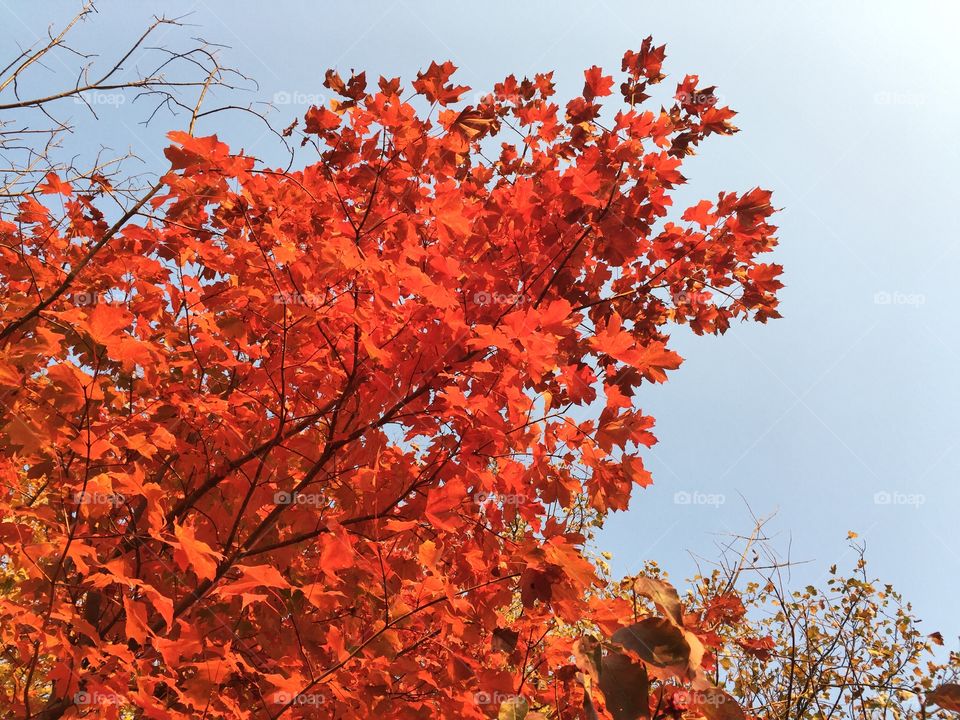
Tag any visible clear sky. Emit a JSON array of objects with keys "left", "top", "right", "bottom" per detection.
[{"left": 3, "top": 1, "right": 956, "bottom": 637}]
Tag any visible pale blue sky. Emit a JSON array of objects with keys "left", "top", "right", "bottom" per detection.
[{"left": 3, "top": 1, "right": 956, "bottom": 636}]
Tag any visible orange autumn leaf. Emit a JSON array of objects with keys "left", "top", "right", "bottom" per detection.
[{"left": 173, "top": 522, "right": 223, "bottom": 582}]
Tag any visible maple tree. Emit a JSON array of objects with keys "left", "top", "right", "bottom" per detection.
[{"left": 0, "top": 12, "right": 812, "bottom": 717}]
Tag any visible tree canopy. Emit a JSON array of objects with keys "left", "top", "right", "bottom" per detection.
[{"left": 2, "top": 13, "right": 952, "bottom": 720}]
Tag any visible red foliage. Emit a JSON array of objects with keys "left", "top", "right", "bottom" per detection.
[{"left": 0, "top": 40, "right": 779, "bottom": 719}]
